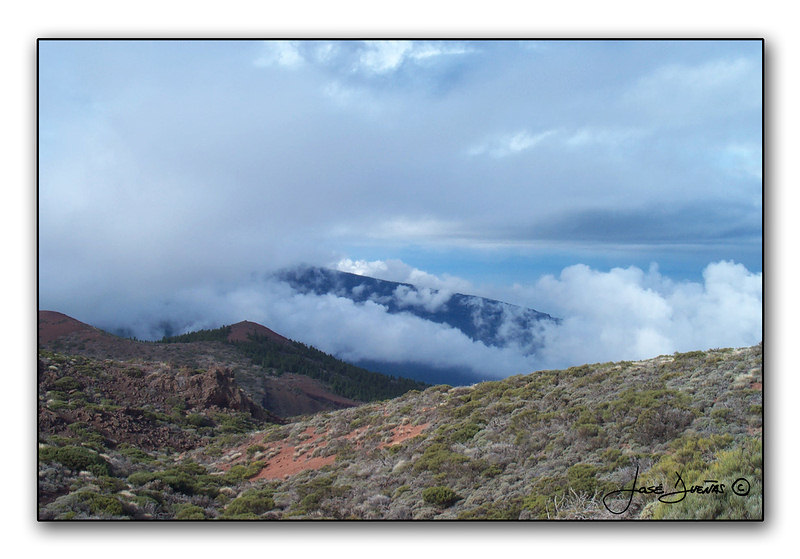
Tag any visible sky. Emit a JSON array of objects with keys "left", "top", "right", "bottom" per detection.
[{"left": 38, "top": 39, "right": 763, "bottom": 376}]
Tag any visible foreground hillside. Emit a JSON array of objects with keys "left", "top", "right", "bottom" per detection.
[{"left": 38, "top": 343, "right": 762, "bottom": 520}]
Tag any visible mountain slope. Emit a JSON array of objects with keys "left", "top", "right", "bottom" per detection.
[
  {"left": 38, "top": 311, "right": 428, "bottom": 418},
  {"left": 277, "top": 265, "right": 558, "bottom": 351},
  {"left": 275, "top": 265, "right": 559, "bottom": 385},
  {"left": 38, "top": 342, "right": 762, "bottom": 520}
]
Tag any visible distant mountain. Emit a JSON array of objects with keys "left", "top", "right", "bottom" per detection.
[
  {"left": 277, "top": 266, "right": 558, "bottom": 351},
  {"left": 275, "top": 265, "right": 559, "bottom": 385}
]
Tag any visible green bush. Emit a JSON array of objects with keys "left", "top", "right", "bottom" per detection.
[
  {"left": 186, "top": 413, "right": 213, "bottom": 427},
  {"left": 42, "top": 445, "right": 110, "bottom": 475},
  {"left": 174, "top": 504, "right": 206, "bottom": 520},
  {"left": 223, "top": 488, "right": 275, "bottom": 518},
  {"left": 127, "top": 471, "right": 157, "bottom": 486},
  {"left": 53, "top": 376, "right": 82, "bottom": 392},
  {"left": 413, "top": 443, "right": 469, "bottom": 474},
  {"left": 422, "top": 486, "right": 460, "bottom": 508},
  {"left": 649, "top": 438, "right": 762, "bottom": 519},
  {"left": 566, "top": 463, "right": 600, "bottom": 495},
  {"left": 246, "top": 444, "right": 266, "bottom": 457},
  {"left": 220, "top": 461, "right": 264, "bottom": 484},
  {"left": 458, "top": 501, "right": 522, "bottom": 520},
  {"left": 522, "top": 494, "right": 554, "bottom": 519},
  {"left": 451, "top": 422, "right": 482, "bottom": 443},
  {"left": 86, "top": 493, "right": 124, "bottom": 517},
  {"left": 215, "top": 412, "right": 257, "bottom": 434}
]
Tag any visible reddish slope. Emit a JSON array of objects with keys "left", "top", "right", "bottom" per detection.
[
  {"left": 37, "top": 311, "right": 362, "bottom": 419},
  {"left": 38, "top": 310, "right": 103, "bottom": 344},
  {"left": 227, "top": 321, "right": 290, "bottom": 344}
]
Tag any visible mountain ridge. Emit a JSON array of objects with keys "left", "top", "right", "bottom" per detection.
[
  {"left": 276, "top": 265, "right": 558, "bottom": 351},
  {"left": 38, "top": 311, "right": 428, "bottom": 419}
]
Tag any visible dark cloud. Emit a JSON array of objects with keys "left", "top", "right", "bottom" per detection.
[{"left": 499, "top": 201, "right": 762, "bottom": 245}]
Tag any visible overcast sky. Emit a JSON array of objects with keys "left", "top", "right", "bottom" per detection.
[{"left": 38, "top": 39, "right": 763, "bottom": 374}]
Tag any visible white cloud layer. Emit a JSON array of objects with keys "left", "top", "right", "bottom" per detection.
[
  {"left": 513, "top": 260, "right": 762, "bottom": 369},
  {"left": 84, "top": 259, "right": 762, "bottom": 382},
  {"left": 335, "top": 258, "right": 473, "bottom": 293}
]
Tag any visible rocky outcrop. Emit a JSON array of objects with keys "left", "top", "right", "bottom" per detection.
[{"left": 152, "top": 366, "right": 281, "bottom": 422}]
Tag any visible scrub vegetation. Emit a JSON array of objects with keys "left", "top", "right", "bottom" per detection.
[{"left": 38, "top": 339, "right": 762, "bottom": 520}]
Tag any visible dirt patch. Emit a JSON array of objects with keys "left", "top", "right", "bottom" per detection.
[
  {"left": 379, "top": 422, "right": 429, "bottom": 448},
  {"left": 251, "top": 427, "right": 336, "bottom": 480},
  {"left": 252, "top": 444, "right": 336, "bottom": 480}
]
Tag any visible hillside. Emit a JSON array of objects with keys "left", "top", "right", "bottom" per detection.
[
  {"left": 38, "top": 342, "right": 762, "bottom": 520},
  {"left": 39, "top": 311, "right": 428, "bottom": 418}
]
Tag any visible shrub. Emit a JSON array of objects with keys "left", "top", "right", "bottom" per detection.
[
  {"left": 42, "top": 445, "right": 110, "bottom": 475},
  {"left": 117, "top": 445, "right": 155, "bottom": 464},
  {"left": 422, "top": 486, "right": 460, "bottom": 508},
  {"left": 174, "top": 504, "right": 206, "bottom": 520},
  {"left": 649, "top": 438, "right": 762, "bottom": 519},
  {"left": 86, "top": 493, "right": 124, "bottom": 517},
  {"left": 521, "top": 494, "right": 554, "bottom": 519},
  {"left": 215, "top": 412, "right": 257, "bottom": 434},
  {"left": 566, "top": 463, "right": 600, "bottom": 495},
  {"left": 634, "top": 405, "right": 694, "bottom": 444},
  {"left": 481, "top": 464, "right": 504, "bottom": 478},
  {"left": 47, "top": 490, "right": 124, "bottom": 518},
  {"left": 451, "top": 422, "right": 482, "bottom": 443},
  {"left": 220, "top": 461, "right": 264, "bottom": 484},
  {"left": 223, "top": 488, "right": 275, "bottom": 518},
  {"left": 127, "top": 471, "right": 157, "bottom": 486},
  {"left": 186, "top": 413, "right": 213, "bottom": 427},
  {"left": 413, "top": 443, "right": 469, "bottom": 474},
  {"left": 246, "top": 444, "right": 266, "bottom": 457},
  {"left": 53, "top": 376, "right": 82, "bottom": 392}
]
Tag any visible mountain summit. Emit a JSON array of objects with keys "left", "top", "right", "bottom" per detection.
[
  {"left": 277, "top": 265, "right": 558, "bottom": 352},
  {"left": 275, "top": 265, "right": 559, "bottom": 385}
]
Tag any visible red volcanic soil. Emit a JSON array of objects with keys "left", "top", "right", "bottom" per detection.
[
  {"left": 379, "top": 422, "right": 430, "bottom": 448},
  {"left": 38, "top": 311, "right": 100, "bottom": 344},
  {"left": 227, "top": 321, "right": 291, "bottom": 345},
  {"left": 232, "top": 419, "right": 430, "bottom": 481},
  {"left": 251, "top": 427, "right": 336, "bottom": 480}
]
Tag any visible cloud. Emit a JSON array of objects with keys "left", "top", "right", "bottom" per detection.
[
  {"left": 253, "top": 40, "right": 476, "bottom": 78},
  {"left": 38, "top": 40, "right": 762, "bottom": 361},
  {"left": 392, "top": 285, "right": 452, "bottom": 313},
  {"left": 357, "top": 41, "right": 413, "bottom": 74},
  {"left": 254, "top": 41, "right": 305, "bottom": 68},
  {"left": 74, "top": 258, "right": 762, "bottom": 384},
  {"left": 335, "top": 258, "right": 474, "bottom": 293},
  {"left": 719, "top": 142, "right": 762, "bottom": 181},
  {"left": 564, "top": 126, "right": 646, "bottom": 148},
  {"left": 623, "top": 56, "right": 761, "bottom": 123},
  {"left": 512, "top": 260, "right": 762, "bottom": 369},
  {"left": 468, "top": 129, "right": 556, "bottom": 158}
]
